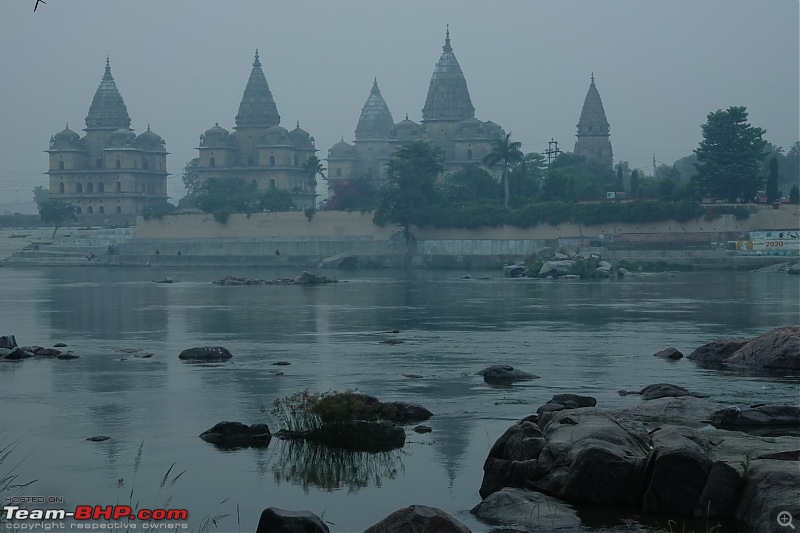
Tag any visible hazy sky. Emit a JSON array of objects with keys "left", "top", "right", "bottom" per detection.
[{"left": 1, "top": 0, "right": 797, "bottom": 213}]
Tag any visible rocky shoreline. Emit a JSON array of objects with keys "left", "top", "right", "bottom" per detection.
[{"left": 3, "top": 327, "right": 797, "bottom": 532}]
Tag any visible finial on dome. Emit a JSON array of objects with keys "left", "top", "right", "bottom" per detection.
[
  {"left": 147, "top": 124, "right": 151, "bottom": 131},
  {"left": 103, "top": 56, "right": 112, "bottom": 79},
  {"left": 65, "top": 122, "right": 69, "bottom": 130},
  {"left": 591, "top": 72, "right": 595, "bottom": 83},
  {"left": 443, "top": 25, "right": 452, "bottom": 53},
  {"left": 296, "top": 120, "right": 300, "bottom": 129},
  {"left": 253, "top": 49, "right": 261, "bottom": 67},
  {"left": 405, "top": 113, "right": 409, "bottom": 121}
]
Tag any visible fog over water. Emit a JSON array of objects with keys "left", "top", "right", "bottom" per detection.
[{"left": 0, "top": 0, "right": 798, "bottom": 211}]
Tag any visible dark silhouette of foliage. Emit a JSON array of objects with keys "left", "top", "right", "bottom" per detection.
[
  {"left": 374, "top": 141, "right": 444, "bottom": 240},
  {"left": 484, "top": 133, "right": 524, "bottom": 207},
  {"left": 694, "top": 106, "right": 767, "bottom": 202},
  {"left": 37, "top": 199, "right": 76, "bottom": 238}
]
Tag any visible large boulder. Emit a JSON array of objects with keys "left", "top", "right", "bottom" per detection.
[
  {"left": 503, "top": 264, "right": 526, "bottom": 278},
  {"left": 364, "top": 505, "right": 471, "bottom": 533},
  {"left": 708, "top": 404, "right": 800, "bottom": 429},
  {"left": 476, "top": 365, "right": 539, "bottom": 384},
  {"left": 471, "top": 487, "right": 581, "bottom": 531},
  {"left": 533, "top": 408, "right": 651, "bottom": 505},
  {"left": 687, "top": 338, "right": 749, "bottom": 365},
  {"left": 538, "top": 260, "right": 573, "bottom": 278},
  {"left": 178, "top": 346, "right": 233, "bottom": 361},
  {"left": 0, "top": 335, "right": 17, "bottom": 349},
  {"left": 480, "top": 407, "right": 652, "bottom": 505},
  {"left": 255, "top": 508, "right": 329, "bottom": 533},
  {"left": 724, "top": 326, "right": 800, "bottom": 370},
  {"left": 479, "top": 418, "right": 544, "bottom": 497},
  {"left": 199, "top": 421, "right": 271, "bottom": 449},
  {"left": 641, "top": 426, "right": 714, "bottom": 515},
  {"left": 735, "top": 460, "right": 800, "bottom": 533},
  {"left": 4, "top": 347, "right": 32, "bottom": 360},
  {"left": 618, "top": 396, "right": 723, "bottom": 426}
]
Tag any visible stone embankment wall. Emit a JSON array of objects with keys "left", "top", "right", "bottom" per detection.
[
  {"left": 135, "top": 207, "right": 799, "bottom": 241},
  {"left": 116, "top": 207, "right": 800, "bottom": 269}
]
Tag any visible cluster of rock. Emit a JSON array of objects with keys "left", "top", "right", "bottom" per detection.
[
  {"left": 504, "top": 245, "right": 627, "bottom": 279},
  {"left": 200, "top": 392, "right": 433, "bottom": 453},
  {"left": 476, "top": 388, "right": 799, "bottom": 533},
  {"left": 1, "top": 335, "right": 78, "bottom": 360},
  {"left": 753, "top": 261, "right": 800, "bottom": 275},
  {"left": 178, "top": 346, "right": 233, "bottom": 362},
  {"left": 213, "top": 271, "right": 338, "bottom": 286},
  {"left": 687, "top": 326, "right": 800, "bottom": 371},
  {"left": 256, "top": 505, "right": 471, "bottom": 533}
]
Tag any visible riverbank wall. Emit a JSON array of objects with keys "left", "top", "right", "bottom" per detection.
[{"left": 3, "top": 206, "right": 798, "bottom": 269}]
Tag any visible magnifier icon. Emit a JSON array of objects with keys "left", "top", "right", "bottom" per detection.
[{"left": 778, "top": 511, "right": 796, "bottom": 529}]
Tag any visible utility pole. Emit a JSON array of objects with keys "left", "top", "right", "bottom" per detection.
[{"left": 546, "top": 138, "right": 562, "bottom": 167}]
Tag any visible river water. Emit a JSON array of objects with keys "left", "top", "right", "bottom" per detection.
[{"left": 0, "top": 267, "right": 797, "bottom": 532}]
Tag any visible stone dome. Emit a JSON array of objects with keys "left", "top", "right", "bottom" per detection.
[
  {"left": 390, "top": 118, "right": 425, "bottom": 142},
  {"left": 107, "top": 128, "right": 136, "bottom": 148},
  {"left": 289, "top": 123, "right": 314, "bottom": 149},
  {"left": 202, "top": 123, "right": 229, "bottom": 147},
  {"left": 264, "top": 125, "right": 290, "bottom": 145},
  {"left": 455, "top": 118, "right": 488, "bottom": 139},
  {"left": 327, "top": 139, "right": 357, "bottom": 159},
  {"left": 50, "top": 126, "right": 84, "bottom": 150},
  {"left": 136, "top": 126, "right": 165, "bottom": 151}
]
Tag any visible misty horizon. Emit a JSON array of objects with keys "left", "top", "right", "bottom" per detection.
[{"left": 1, "top": 0, "right": 798, "bottom": 213}]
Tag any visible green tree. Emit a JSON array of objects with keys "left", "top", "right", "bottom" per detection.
[
  {"left": 441, "top": 165, "right": 500, "bottom": 205},
  {"left": 260, "top": 188, "right": 295, "bottom": 212},
  {"left": 693, "top": 106, "right": 767, "bottom": 202},
  {"left": 630, "top": 169, "right": 640, "bottom": 198},
  {"left": 302, "top": 155, "right": 326, "bottom": 191},
  {"left": 483, "top": 133, "right": 524, "bottom": 207},
  {"left": 785, "top": 142, "right": 800, "bottom": 191},
  {"left": 613, "top": 164, "right": 625, "bottom": 192},
  {"left": 789, "top": 184, "right": 799, "bottom": 204},
  {"left": 507, "top": 152, "right": 546, "bottom": 204},
  {"left": 195, "top": 177, "right": 262, "bottom": 223},
  {"left": 325, "top": 176, "right": 380, "bottom": 211},
  {"left": 37, "top": 199, "right": 76, "bottom": 239},
  {"left": 766, "top": 156, "right": 780, "bottom": 203},
  {"left": 373, "top": 141, "right": 444, "bottom": 240},
  {"left": 32, "top": 185, "right": 49, "bottom": 205},
  {"left": 181, "top": 158, "right": 200, "bottom": 197},
  {"left": 540, "top": 169, "right": 575, "bottom": 202}
]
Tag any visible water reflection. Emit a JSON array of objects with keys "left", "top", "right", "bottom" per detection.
[{"left": 271, "top": 438, "right": 404, "bottom": 493}]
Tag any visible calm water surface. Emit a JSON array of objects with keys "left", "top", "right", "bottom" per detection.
[{"left": 0, "top": 267, "right": 798, "bottom": 532}]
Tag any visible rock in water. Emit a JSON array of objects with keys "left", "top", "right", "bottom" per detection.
[
  {"left": 0, "top": 335, "right": 17, "bottom": 349},
  {"left": 725, "top": 326, "right": 800, "bottom": 370},
  {"left": 477, "top": 365, "right": 539, "bottom": 384},
  {"left": 199, "top": 421, "right": 271, "bottom": 448},
  {"left": 653, "top": 347, "right": 683, "bottom": 360},
  {"left": 364, "top": 505, "right": 471, "bottom": 533},
  {"left": 178, "top": 346, "right": 233, "bottom": 361},
  {"left": 256, "top": 508, "right": 329, "bottom": 533}
]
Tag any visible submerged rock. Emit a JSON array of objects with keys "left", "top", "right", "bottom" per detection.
[
  {"left": 199, "top": 421, "right": 271, "bottom": 449},
  {"left": 364, "top": 505, "right": 471, "bottom": 533},
  {"left": 256, "top": 508, "right": 329, "bottom": 533},
  {"left": 619, "top": 383, "right": 709, "bottom": 400},
  {"left": 472, "top": 487, "right": 581, "bottom": 531},
  {"left": 652, "top": 347, "right": 683, "bottom": 360},
  {"left": 178, "top": 346, "right": 232, "bottom": 361},
  {"left": 477, "top": 365, "right": 540, "bottom": 384}
]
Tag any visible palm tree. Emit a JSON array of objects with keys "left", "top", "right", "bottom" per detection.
[
  {"left": 484, "top": 133, "right": 524, "bottom": 207},
  {"left": 303, "top": 155, "right": 326, "bottom": 187}
]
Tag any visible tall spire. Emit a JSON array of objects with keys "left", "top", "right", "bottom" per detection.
[
  {"left": 85, "top": 57, "right": 131, "bottom": 130},
  {"left": 422, "top": 27, "right": 474, "bottom": 122},
  {"left": 574, "top": 74, "right": 613, "bottom": 167},
  {"left": 235, "top": 50, "right": 280, "bottom": 129},
  {"left": 355, "top": 78, "right": 394, "bottom": 141}
]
